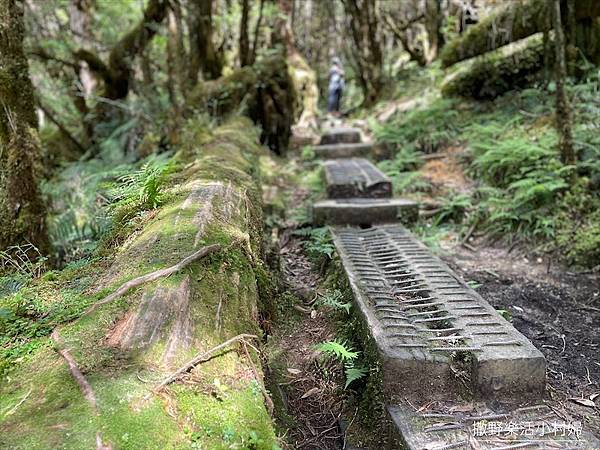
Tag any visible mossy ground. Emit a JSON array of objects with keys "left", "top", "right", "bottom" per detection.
[{"left": 0, "top": 118, "right": 280, "bottom": 449}]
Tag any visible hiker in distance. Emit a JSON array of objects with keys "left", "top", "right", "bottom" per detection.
[{"left": 327, "top": 56, "right": 345, "bottom": 117}]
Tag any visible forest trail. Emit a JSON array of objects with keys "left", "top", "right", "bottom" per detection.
[{"left": 266, "top": 121, "right": 600, "bottom": 449}]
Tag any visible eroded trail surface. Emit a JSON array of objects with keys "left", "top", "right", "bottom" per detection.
[{"left": 265, "top": 185, "right": 346, "bottom": 449}]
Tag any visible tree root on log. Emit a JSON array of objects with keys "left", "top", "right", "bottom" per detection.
[
  {"left": 85, "top": 243, "right": 221, "bottom": 316},
  {"left": 148, "top": 333, "right": 275, "bottom": 416},
  {"left": 152, "top": 333, "right": 258, "bottom": 393},
  {"left": 50, "top": 244, "right": 224, "bottom": 450}
]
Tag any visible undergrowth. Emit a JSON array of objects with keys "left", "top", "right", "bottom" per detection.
[{"left": 373, "top": 74, "right": 600, "bottom": 267}]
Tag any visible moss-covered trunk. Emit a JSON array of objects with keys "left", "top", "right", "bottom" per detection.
[
  {"left": 441, "top": 34, "right": 547, "bottom": 100},
  {"left": 0, "top": 0, "right": 49, "bottom": 254},
  {"left": 0, "top": 119, "right": 278, "bottom": 449},
  {"left": 440, "top": 0, "right": 600, "bottom": 67},
  {"left": 189, "top": 52, "right": 295, "bottom": 155}
]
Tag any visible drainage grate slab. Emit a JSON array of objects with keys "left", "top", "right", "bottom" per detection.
[
  {"left": 387, "top": 402, "right": 600, "bottom": 450},
  {"left": 320, "top": 127, "right": 362, "bottom": 145},
  {"left": 332, "top": 225, "right": 545, "bottom": 401},
  {"left": 313, "top": 142, "right": 374, "bottom": 159},
  {"left": 324, "top": 158, "right": 392, "bottom": 199},
  {"left": 313, "top": 198, "right": 418, "bottom": 226}
]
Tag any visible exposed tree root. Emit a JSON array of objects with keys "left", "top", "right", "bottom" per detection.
[
  {"left": 153, "top": 333, "right": 258, "bottom": 393},
  {"left": 51, "top": 329, "right": 98, "bottom": 410},
  {"left": 85, "top": 243, "right": 221, "bottom": 316},
  {"left": 50, "top": 244, "right": 223, "bottom": 450},
  {"left": 51, "top": 330, "right": 113, "bottom": 449}
]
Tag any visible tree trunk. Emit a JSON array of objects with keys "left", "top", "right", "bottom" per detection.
[
  {"left": 188, "top": 52, "right": 295, "bottom": 155},
  {"left": 239, "top": 0, "right": 251, "bottom": 66},
  {"left": 0, "top": 0, "right": 50, "bottom": 254},
  {"left": 551, "top": 0, "right": 576, "bottom": 167},
  {"left": 166, "top": 1, "right": 185, "bottom": 115},
  {"left": 73, "top": 0, "right": 168, "bottom": 128},
  {"left": 187, "top": 0, "right": 223, "bottom": 84},
  {"left": 342, "top": 0, "right": 384, "bottom": 106},
  {"left": 424, "top": 0, "right": 444, "bottom": 63}
]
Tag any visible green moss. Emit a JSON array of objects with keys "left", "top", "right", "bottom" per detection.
[
  {"left": 0, "top": 119, "right": 277, "bottom": 448},
  {"left": 442, "top": 35, "right": 546, "bottom": 100}
]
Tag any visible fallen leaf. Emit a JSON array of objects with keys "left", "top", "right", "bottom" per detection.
[
  {"left": 310, "top": 309, "right": 317, "bottom": 319},
  {"left": 569, "top": 397, "right": 596, "bottom": 408},
  {"left": 590, "top": 393, "right": 599, "bottom": 401},
  {"left": 287, "top": 368, "right": 301, "bottom": 375},
  {"left": 300, "top": 387, "right": 320, "bottom": 399}
]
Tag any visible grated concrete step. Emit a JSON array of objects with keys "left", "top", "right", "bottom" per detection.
[
  {"left": 331, "top": 225, "right": 546, "bottom": 402},
  {"left": 387, "top": 402, "right": 600, "bottom": 450},
  {"left": 324, "top": 158, "right": 392, "bottom": 199},
  {"left": 313, "top": 198, "right": 418, "bottom": 226},
  {"left": 320, "top": 127, "right": 362, "bottom": 145}
]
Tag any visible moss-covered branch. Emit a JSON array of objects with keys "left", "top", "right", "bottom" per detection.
[
  {"left": 441, "top": 34, "right": 547, "bottom": 100},
  {"left": 73, "top": 0, "right": 168, "bottom": 100},
  {"left": 440, "top": 0, "right": 600, "bottom": 67}
]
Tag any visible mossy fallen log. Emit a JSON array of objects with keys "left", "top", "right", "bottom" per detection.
[
  {"left": 0, "top": 118, "right": 278, "bottom": 450},
  {"left": 440, "top": 0, "right": 600, "bottom": 68},
  {"left": 190, "top": 52, "right": 295, "bottom": 155},
  {"left": 441, "top": 34, "right": 547, "bottom": 100}
]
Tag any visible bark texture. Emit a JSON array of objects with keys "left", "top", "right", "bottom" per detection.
[
  {"left": 0, "top": 0, "right": 49, "bottom": 253},
  {"left": 187, "top": 0, "right": 223, "bottom": 83}
]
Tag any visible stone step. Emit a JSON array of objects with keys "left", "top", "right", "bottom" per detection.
[
  {"left": 313, "top": 198, "right": 418, "bottom": 226},
  {"left": 320, "top": 127, "right": 362, "bottom": 145},
  {"left": 331, "top": 225, "right": 546, "bottom": 402},
  {"left": 324, "top": 158, "right": 392, "bottom": 199},
  {"left": 388, "top": 402, "right": 600, "bottom": 450},
  {"left": 313, "top": 142, "right": 374, "bottom": 159}
]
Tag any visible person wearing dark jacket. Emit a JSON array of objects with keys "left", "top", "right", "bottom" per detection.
[{"left": 327, "top": 57, "right": 345, "bottom": 116}]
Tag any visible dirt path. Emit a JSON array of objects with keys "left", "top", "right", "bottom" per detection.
[{"left": 264, "top": 183, "right": 347, "bottom": 449}]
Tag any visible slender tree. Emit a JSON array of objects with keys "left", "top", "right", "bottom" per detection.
[
  {"left": 0, "top": 0, "right": 49, "bottom": 253},
  {"left": 341, "top": 0, "right": 384, "bottom": 106},
  {"left": 551, "top": 0, "right": 576, "bottom": 167},
  {"left": 187, "top": 0, "right": 223, "bottom": 84},
  {"left": 239, "top": 0, "right": 251, "bottom": 66}
]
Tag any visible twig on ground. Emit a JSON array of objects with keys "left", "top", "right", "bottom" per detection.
[{"left": 153, "top": 333, "right": 258, "bottom": 394}]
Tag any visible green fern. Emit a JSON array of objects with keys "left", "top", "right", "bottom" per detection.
[
  {"left": 315, "top": 290, "right": 352, "bottom": 314},
  {"left": 315, "top": 340, "right": 358, "bottom": 362},
  {"left": 344, "top": 365, "right": 369, "bottom": 389},
  {"left": 293, "top": 226, "right": 335, "bottom": 259}
]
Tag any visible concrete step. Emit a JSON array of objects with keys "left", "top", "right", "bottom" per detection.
[
  {"left": 324, "top": 158, "right": 392, "bottom": 199},
  {"left": 313, "top": 142, "right": 374, "bottom": 159},
  {"left": 313, "top": 198, "right": 418, "bottom": 226},
  {"left": 320, "top": 127, "right": 362, "bottom": 145},
  {"left": 331, "top": 225, "right": 546, "bottom": 402},
  {"left": 387, "top": 402, "right": 600, "bottom": 450}
]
